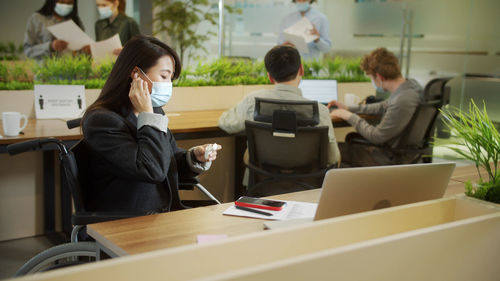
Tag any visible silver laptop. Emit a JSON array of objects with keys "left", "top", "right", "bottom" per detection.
[
  {"left": 298, "top": 79, "right": 338, "bottom": 105},
  {"left": 264, "top": 162, "right": 455, "bottom": 229},
  {"left": 314, "top": 162, "right": 456, "bottom": 220}
]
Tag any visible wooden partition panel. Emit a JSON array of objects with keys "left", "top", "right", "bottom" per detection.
[{"left": 14, "top": 196, "right": 500, "bottom": 281}]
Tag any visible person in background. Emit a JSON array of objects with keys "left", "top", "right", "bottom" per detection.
[
  {"left": 328, "top": 47, "right": 424, "bottom": 166},
  {"left": 24, "top": 0, "right": 85, "bottom": 60},
  {"left": 219, "top": 45, "right": 340, "bottom": 167},
  {"left": 95, "top": 0, "right": 140, "bottom": 56},
  {"left": 278, "top": 0, "right": 332, "bottom": 61},
  {"left": 82, "top": 35, "right": 221, "bottom": 212}
]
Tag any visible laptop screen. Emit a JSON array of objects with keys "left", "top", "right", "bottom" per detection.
[{"left": 298, "top": 79, "right": 338, "bottom": 104}]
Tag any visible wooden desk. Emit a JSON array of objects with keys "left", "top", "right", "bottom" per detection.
[
  {"left": 0, "top": 110, "right": 227, "bottom": 146},
  {"left": 88, "top": 164, "right": 472, "bottom": 257}
]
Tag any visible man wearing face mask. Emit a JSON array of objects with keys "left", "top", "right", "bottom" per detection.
[
  {"left": 24, "top": 0, "right": 85, "bottom": 60},
  {"left": 278, "top": 0, "right": 332, "bottom": 61},
  {"left": 328, "top": 48, "right": 423, "bottom": 166},
  {"left": 94, "top": 0, "right": 140, "bottom": 56}
]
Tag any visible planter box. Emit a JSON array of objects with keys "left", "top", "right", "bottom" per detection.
[
  {"left": 18, "top": 195, "right": 500, "bottom": 281},
  {"left": 0, "top": 82, "right": 375, "bottom": 118}
]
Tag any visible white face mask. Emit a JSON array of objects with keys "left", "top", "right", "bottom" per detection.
[
  {"left": 98, "top": 6, "right": 113, "bottom": 19},
  {"left": 54, "top": 3, "right": 73, "bottom": 17},
  {"left": 296, "top": 2, "right": 310, "bottom": 13},
  {"left": 138, "top": 67, "right": 173, "bottom": 107}
]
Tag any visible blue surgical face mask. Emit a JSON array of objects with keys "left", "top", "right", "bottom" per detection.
[
  {"left": 296, "top": 2, "right": 310, "bottom": 13},
  {"left": 54, "top": 3, "right": 73, "bottom": 17},
  {"left": 371, "top": 78, "right": 384, "bottom": 93},
  {"left": 138, "top": 68, "right": 173, "bottom": 107},
  {"left": 98, "top": 6, "right": 113, "bottom": 19}
]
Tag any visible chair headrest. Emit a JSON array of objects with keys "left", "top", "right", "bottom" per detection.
[
  {"left": 254, "top": 97, "right": 320, "bottom": 126},
  {"left": 423, "top": 77, "right": 452, "bottom": 101}
]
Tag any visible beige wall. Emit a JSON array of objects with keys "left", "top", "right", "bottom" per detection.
[{"left": 0, "top": 82, "right": 372, "bottom": 240}]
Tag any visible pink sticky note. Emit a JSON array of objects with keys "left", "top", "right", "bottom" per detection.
[{"left": 196, "top": 234, "right": 228, "bottom": 244}]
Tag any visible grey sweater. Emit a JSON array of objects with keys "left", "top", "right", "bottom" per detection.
[{"left": 346, "top": 79, "right": 423, "bottom": 147}]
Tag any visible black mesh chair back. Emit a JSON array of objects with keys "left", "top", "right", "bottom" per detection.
[
  {"left": 245, "top": 98, "right": 332, "bottom": 196},
  {"left": 395, "top": 77, "right": 452, "bottom": 149}
]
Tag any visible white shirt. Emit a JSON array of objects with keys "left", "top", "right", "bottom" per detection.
[{"left": 278, "top": 8, "right": 332, "bottom": 60}]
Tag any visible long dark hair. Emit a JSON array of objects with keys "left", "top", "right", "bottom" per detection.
[
  {"left": 37, "top": 0, "right": 84, "bottom": 29},
  {"left": 84, "top": 35, "right": 181, "bottom": 118}
]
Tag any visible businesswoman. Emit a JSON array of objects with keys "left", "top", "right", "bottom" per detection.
[
  {"left": 82, "top": 35, "right": 221, "bottom": 213},
  {"left": 24, "top": 0, "right": 85, "bottom": 60}
]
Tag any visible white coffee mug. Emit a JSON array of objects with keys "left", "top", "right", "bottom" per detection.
[
  {"left": 344, "top": 93, "right": 360, "bottom": 106},
  {"left": 2, "top": 112, "right": 28, "bottom": 137}
]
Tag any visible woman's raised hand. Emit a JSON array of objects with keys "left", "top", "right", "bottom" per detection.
[{"left": 129, "top": 73, "right": 153, "bottom": 114}]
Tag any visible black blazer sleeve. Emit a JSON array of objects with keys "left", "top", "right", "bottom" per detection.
[{"left": 83, "top": 109, "right": 179, "bottom": 183}]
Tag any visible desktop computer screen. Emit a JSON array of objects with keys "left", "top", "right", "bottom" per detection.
[{"left": 298, "top": 79, "right": 338, "bottom": 104}]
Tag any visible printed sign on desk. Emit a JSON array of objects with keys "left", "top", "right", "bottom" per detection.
[{"left": 34, "top": 85, "right": 86, "bottom": 119}]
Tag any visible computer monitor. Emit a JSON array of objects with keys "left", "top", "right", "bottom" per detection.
[
  {"left": 314, "top": 162, "right": 456, "bottom": 220},
  {"left": 298, "top": 79, "right": 338, "bottom": 104}
]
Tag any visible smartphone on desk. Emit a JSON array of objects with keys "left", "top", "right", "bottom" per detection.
[{"left": 235, "top": 196, "right": 286, "bottom": 211}]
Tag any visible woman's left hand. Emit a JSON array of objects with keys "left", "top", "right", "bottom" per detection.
[{"left": 193, "top": 143, "right": 222, "bottom": 162}]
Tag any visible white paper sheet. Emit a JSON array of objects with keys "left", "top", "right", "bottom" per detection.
[
  {"left": 223, "top": 200, "right": 318, "bottom": 221},
  {"left": 90, "top": 34, "right": 122, "bottom": 63},
  {"left": 283, "top": 17, "right": 319, "bottom": 44},
  {"left": 283, "top": 32, "right": 309, "bottom": 54},
  {"left": 47, "top": 20, "right": 94, "bottom": 50}
]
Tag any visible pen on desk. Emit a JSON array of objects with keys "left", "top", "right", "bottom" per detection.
[{"left": 235, "top": 205, "right": 273, "bottom": 216}]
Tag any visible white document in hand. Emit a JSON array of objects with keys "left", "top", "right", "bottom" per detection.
[
  {"left": 47, "top": 20, "right": 94, "bottom": 50},
  {"left": 90, "top": 34, "right": 122, "bottom": 63},
  {"left": 284, "top": 17, "right": 319, "bottom": 44},
  {"left": 283, "top": 32, "right": 309, "bottom": 54}
]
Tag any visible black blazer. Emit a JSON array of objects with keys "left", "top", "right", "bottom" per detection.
[{"left": 82, "top": 107, "right": 197, "bottom": 213}]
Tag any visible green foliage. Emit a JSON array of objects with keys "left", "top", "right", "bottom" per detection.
[
  {"left": 153, "top": 0, "right": 240, "bottom": 64},
  {"left": 33, "top": 55, "right": 113, "bottom": 85},
  {"left": 1, "top": 55, "right": 368, "bottom": 90},
  {"left": 440, "top": 100, "right": 500, "bottom": 203},
  {"left": 0, "top": 41, "right": 24, "bottom": 61},
  {"left": 0, "top": 60, "right": 34, "bottom": 83},
  {"left": 302, "top": 57, "right": 369, "bottom": 82}
]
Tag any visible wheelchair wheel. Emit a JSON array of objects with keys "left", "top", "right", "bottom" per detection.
[{"left": 15, "top": 241, "right": 98, "bottom": 276}]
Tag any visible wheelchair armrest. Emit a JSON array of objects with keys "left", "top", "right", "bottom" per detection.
[{"left": 71, "top": 211, "right": 150, "bottom": 226}]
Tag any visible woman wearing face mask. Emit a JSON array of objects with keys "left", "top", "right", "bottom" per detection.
[
  {"left": 278, "top": 0, "right": 331, "bottom": 61},
  {"left": 94, "top": 0, "right": 140, "bottom": 56},
  {"left": 82, "top": 35, "right": 221, "bottom": 212},
  {"left": 24, "top": 0, "right": 85, "bottom": 60}
]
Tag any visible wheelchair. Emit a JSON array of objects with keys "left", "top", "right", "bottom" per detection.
[{"left": 7, "top": 120, "right": 221, "bottom": 276}]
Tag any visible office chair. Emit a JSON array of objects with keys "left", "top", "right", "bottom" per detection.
[
  {"left": 244, "top": 98, "right": 335, "bottom": 197},
  {"left": 343, "top": 77, "right": 452, "bottom": 166},
  {"left": 7, "top": 120, "right": 221, "bottom": 276}
]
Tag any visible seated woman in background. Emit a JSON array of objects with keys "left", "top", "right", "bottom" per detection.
[
  {"left": 95, "top": 0, "right": 140, "bottom": 56},
  {"left": 82, "top": 35, "right": 221, "bottom": 212},
  {"left": 24, "top": 0, "right": 85, "bottom": 60}
]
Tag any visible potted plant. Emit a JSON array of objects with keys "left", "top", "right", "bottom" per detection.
[{"left": 440, "top": 100, "right": 500, "bottom": 203}]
